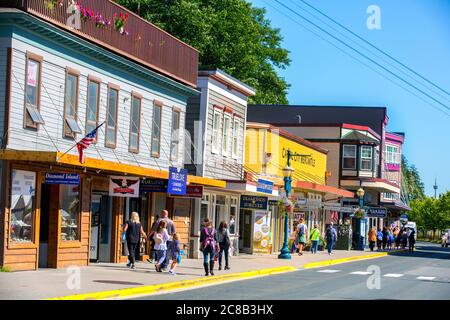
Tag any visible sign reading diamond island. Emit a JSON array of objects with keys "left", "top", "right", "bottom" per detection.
[{"left": 240, "top": 195, "right": 268, "bottom": 210}]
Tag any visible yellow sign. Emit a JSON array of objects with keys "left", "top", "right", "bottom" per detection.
[{"left": 252, "top": 211, "right": 272, "bottom": 254}]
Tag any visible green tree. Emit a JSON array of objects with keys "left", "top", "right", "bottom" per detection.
[
  {"left": 117, "top": 0, "right": 291, "bottom": 104},
  {"left": 402, "top": 156, "right": 425, "bottom": 202}
]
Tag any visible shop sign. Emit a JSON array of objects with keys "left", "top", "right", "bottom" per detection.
[
  {"left": 109, "top": 176, "right": 140, "bottom": 198},
  {"left": 240, "top": 195, "right": 268, "bottom": 210},
  {"left": 340, "top": 206, "right": 356, "bottom": 213},
  {"left": 170, "top": 185, "right": 204, "bottom": 198},
  {"left": 256, "top": 179, "right": 274, "bottom": 194},
  {"left": 367, "top": 207, "right": 387, "bottom": 218},
  {"left": 252, "top": 211, "right": 272, "bottom": 254},
  {"left": 400, "top": 213, "right": 408, "bottom": 225},
  {"left": 139, "top": 178, "right": 168, "bottom": 193},
  {"left": 268, "top": 200, "right": 279, "bottom": 206},
  {"left": 168, "top": 167, "right": 187, "bottom": 195},
  {"left": 323, "top": 203, "right": 342, "bottom": 211},
  {"left": 45, "top": 173, "right": 80, "bottom": 185}
]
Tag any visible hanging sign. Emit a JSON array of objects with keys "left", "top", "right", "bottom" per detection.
[
  {"left": 167, "top": 167, "right": 187, "bottom": 195},
  {"left": 109, "top": 176, "right": 140, "bottom": 198},
  {"left": 45, "top": 173, "right": 80, "bottom": 185},
  {"left": 240, "top": 195, "right": 268, "bottom": 210},
  {"left": 367, "top": 207, "right": 387, "bottom": 218},
  {"left": 170, "top": 185, "right": 203, "bottom": 198},
  {"left": 256, "top": 179, "right": 274, "bottom": 194},
  {"left": 139, "top": 178, "right": 168, "bottom": 193}
]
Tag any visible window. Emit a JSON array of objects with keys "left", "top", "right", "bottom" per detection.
[
  {"left": 105, "top": 84, "right": 119, "bottom": 148},
  {"left": 229, "top": 197, "right": 238, "bottom": 234},
  {"left": 170, "top": 108, "right": 180, "bottom": 161},
  {"left": 212, "top": 108, "right": 222, "bottom": 153},
  {"left": 60, "top": 184, "right": 80, "bottom": 241},
  {"left": 222, "top": 113, "right": 231, "bottom": 156},
  {"left": 64, "top": 69, "right": 82, "bottom": 137},
  {"left": 386, "top": 145, "right": 400, "bottom": 164},
  {"left": 384, "top": 192, "right": 396, "bottom": 200},
  {"left": 86, "top": 76, "right": 100, "bottom": 138},
  {"left": 232, "top": 117, "right": 240, "bottom": 159},
  {"left": 129, "top": 93, "right": 141, "bottom": 153},
  {"left": 200, "top": 194, "right": 210, "bottom": 231},
  {"left": 24, "top": 53, "right": 44, "bottom": 128},
  {"left": 342, "top": 145, "right": 357, "bottom": 169},
  {"left": 10, "top": 170, "right": 36, "bottom": 243},
  {"left": 151, "top": 101, "right": 162, "bottom": 157},
  {"left": 360, "top": 146, "right": 373, "bottom": 171}
]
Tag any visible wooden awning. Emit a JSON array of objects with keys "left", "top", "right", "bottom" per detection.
[
  {"left": 294, "top": 181, "right": 354, "bottom": 198},
  {"left": 0, "top": 150, "right": 225, "bottom": 188}
]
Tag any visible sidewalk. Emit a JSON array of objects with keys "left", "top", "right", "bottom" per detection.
[{"left": 0, "top": 249, "right": 390, "bottom": 300}]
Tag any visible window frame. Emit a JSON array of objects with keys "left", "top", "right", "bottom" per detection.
[
  {"left": 151, "top": 100, "right": 163, "bottom": 158},
  {"left": 222, "top": 111, "right": 232, "bottom": 157},
  {"left": 211, "top": 107, "right": 222, "bottom": 154},
  {"left": 232, "top": 115, "right": 240, "bottom": 159},
  {"left": 105, "top": 83, "right": 120, "bottom": 149},
  {"left": 342, "top": 144, "right": 357, "bottom": 170},
  {"left": 59, "top": 182, "right": 82, "bottom": 247},
  {"left": 129, "top": 92, "right": 142, "bottom": 154},
  {"left": 386, "top": 144, "right": 400, "bottom": 165},
  {"left": 63, "top": 67, "right": 81, "bottom": 139},
  {"left": 85, "top": 75, "right": 101, "bottom": 142},
  {"left": 23, "top": 52, "right": 43, "bottom": 129},
  {"left": 360, "top": 145, "right": 373, "bottom": 171},
  {"left": 170, "top": 107, "right": 181, "bottom": 162}
]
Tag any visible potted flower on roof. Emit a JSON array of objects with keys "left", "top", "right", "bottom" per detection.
[{"left": 114, "top": 12, "right": 129, "bottom": 35}]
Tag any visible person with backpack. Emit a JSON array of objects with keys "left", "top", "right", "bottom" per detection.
[
  {"left": 217, "top": 221, "right": 231, "bottom": 270},
  {"left": 309, "top": 224, "right": 320, "bottom": 254},
  {"left": 296, "top": 218, "right": 308, "bottom": 256},
  {"left": 200, "top": 218, "right": 218, "bottom": 276},
  {"left": 388, "top": 228, "right": 395, "bottom": 250},
  {"left": 153, "top": 220, "right": 169, "bottom": 272},
  {"left": 325, "top": 223, "right": 338, "bottom": 255},
  {"left": 167, "top": 233, "right": 181, "bottom": 275},
  {"left": 123, "top": 212, "right": 146, "bottom": 270},
  {"left": 368, "top": 227, "right": 377, "bottom": 252},
  {"left": 156, "top": 210, "right": 176, "bottom": 271},
  {"left": 376, "top": 228, "right": 383, "bottom": 250}
]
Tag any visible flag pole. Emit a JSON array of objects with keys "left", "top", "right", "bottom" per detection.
[{"left": 56, "top": 121, "right": 105, "bottom": 162}]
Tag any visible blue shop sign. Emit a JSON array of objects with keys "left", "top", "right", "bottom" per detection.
[
  {"left": 140, "top": 179, "right": 168, "bottom": 193},
  {"left": 168, "top": 167, "right": 187, "bottom": 195},
  {"left": 240, "top": 195, "right": 268, "bottom": 210},
  {"left": 367, "top": 207, "right": 387, "bottom": 218},
  {"left": 45, "top": 173, "right": 80, "bottom": 185},
  {"left": 256, "top": 179, "right": 274, "bottom": 194}
]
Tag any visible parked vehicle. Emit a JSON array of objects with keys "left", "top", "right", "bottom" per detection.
[
  {"left": 441, "top": 232, "right": 448, "bottom": 247},
  {"left": 404, "top": 222, "right": 417, "bottom": 240}
]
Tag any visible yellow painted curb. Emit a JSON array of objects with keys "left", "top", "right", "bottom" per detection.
[
  {"left": 47, "top": 266, "right": 297, "bottom": 300},
  {"left": 302, "top": 252, "right": 388, "bottom": 269}
]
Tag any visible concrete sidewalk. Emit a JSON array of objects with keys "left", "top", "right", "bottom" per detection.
[{"left": 0, "top": 249, "right": 390, "bottom": 300}]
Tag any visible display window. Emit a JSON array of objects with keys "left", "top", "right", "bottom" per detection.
[{"left": 60, "top": 184, "right": 80, "bottom": 241}]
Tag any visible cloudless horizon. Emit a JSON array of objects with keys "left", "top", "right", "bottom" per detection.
[{"left": 249, "top": 0, "right": 450, "bottom": 197}]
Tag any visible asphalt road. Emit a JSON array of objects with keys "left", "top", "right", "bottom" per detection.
[{"left": 134, "top": 242, "right": 450, "bottom": 300}]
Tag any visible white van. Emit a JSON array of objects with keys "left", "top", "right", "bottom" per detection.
[{"left": 404, "top": 221, "right": 417, "bottom": 239}]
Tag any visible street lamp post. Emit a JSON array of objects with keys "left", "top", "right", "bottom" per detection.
[
  {"left": 356, "top": 188, "right": 365, "bottom": 250},
  {"left": 357, "top": 188, "right": 365, "bottom": 209},
  {"left": 278, "top": 149, "right": 294, "bottom": 259}
]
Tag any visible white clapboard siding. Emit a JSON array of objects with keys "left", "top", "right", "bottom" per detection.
[
  {"left": 7, "top": 38, "right": 188, "bottom": 172},
  {"left": 0, "top": 37, "right": 12, "bottom": 142}
]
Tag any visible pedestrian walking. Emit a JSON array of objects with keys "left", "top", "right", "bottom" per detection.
[
  {"left": 147, "top": 214, "right": 159, "bottom": 264},
  {"left": 408, "top": 229, "right": 416, "bottom": 251},
  {"left": 153, "top": 220, "right": 169, "bottom": 272},
  {"left": 168, "top": 233, "right": 181, "bottom": 275},
  {"left": 296, "top": 218, "right": 308, "bottom": 256},
  {"left": 200, "top": 218, "right": 217, "bottom": 276},
  {"left": 376, "top": 228, "right": 383, "bottom": 251},
  {"left": 123, "top": 212, "right": 146, "bottom": 269},
  {"left": 325, "top": 223, "right": 338, "bottom": 255},
  {"left": 309, "top": 224, "right": 320, "bottom": 254},
  {"left": 217, "top": 221, "right": 231, "bottom": 271},
  {"left": 368, "top": 227, "right": 377, "bottom": 252},
  {"left": 382, "top": 227, "right": 389, "bottom": 250},
  {"left": 157, "top": 210, "right": 176, "bottom": 271},
  {"left": 388, "top": 228, "right": 395, "bottom": 250},
  {"left": 395, "top": 228, "right": 402, "bottom": 249}
]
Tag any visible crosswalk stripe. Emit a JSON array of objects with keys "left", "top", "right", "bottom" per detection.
[
  {"left": 350, "top": 271, "right": 372, "bottom": 275},
  {"left": 383, "top": 273, "right": 404, "bottom": 278},
  {"left": 317, "top": 269, "right": 341, "bottom": 273},
  {"left": 416, "top": 276, "right": 436, "bottom": 281}
]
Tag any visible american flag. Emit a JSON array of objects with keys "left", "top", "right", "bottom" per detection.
[
  {"left": 76, "top": 122, "right": 104, "bottom": 164},
  {"left": 331, "top": 211, "right": 339, "bottom": 222}
]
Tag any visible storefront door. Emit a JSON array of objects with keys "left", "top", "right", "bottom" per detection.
[
  {"left": 38, "top": 183, "right": 51, "bottom": 268},
  {"left": 239, "top": 209, "right": 253, "bottom": 254},
  {"left": 90, "top": 194, "right": 111, "bottom": 262}
]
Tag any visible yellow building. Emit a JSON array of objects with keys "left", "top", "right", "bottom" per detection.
[{"left": 242, "top": 123, "right": 353, "bottom": 254}]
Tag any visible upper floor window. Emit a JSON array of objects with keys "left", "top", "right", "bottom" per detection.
[
  {"left": 129, "top": 93, "right": 141, "bottom": 153},
  {"left": 342, "top": 145, "right": 357, "bottom": 169},
  {"left": 24, "top": 52, "right": 44, "bottom": 128},
  {"left": 212, "top": 108, "right": 222, "bottom": 154},
  {"left": 170, "top": 108, "right": 180, "bottom": 162},
  {"left": 222, "top": 113, "right": 231, "bottom": 156},
  {"left": 151, "top": 101, "right": 162, "bottom": 157},
  {"left": 105, "top": 84, "right": 119, "bottom": 148},
  {"left": 386, "top": 145, "right": 400, "bottom": 164},
  {"left": 86, "top": 76, "right": 101, "bottom": 139},
  {"left": 232, "top": 116, "right": 240, "bottom": 159},
  {"left": 64, "top": 69, "right": 82, "bottom": 138},
  {"left": 360, "top": 146, "right": 373, "bottom": 171}
]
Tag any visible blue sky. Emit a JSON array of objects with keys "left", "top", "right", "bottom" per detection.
[{"left": 249, "top": 0, "right": 450, "bottom": 196}]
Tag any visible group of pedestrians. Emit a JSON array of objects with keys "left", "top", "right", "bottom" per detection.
[
  {"left": 200, "top": 218, "right": 231, "bottom": 276},
  {"left": 368, "top": 226, "right": 416, "bottom": 252},
  {"left": 293, "top": 218, "right": 338, "bottom": 256}
]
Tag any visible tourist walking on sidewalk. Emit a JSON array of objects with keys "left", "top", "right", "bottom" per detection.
[
  {"left": 376, "top": 228, "right": 383, "bottom": 251},
  {"left": 326, "top": 223, "right": 338, "bottom": 255},
  {"left": 368, "top": 227, "right": 377, "bottom": 252},
  {"left": 217, "top": 221, "right": 231, "bottom": 270},
  {"left": 309, "top": 224, "right": 320, "bottom": 254},
  {"left": 200, "top": 219, "right": 217, "bottom": 276},
  {"left": 157, "top": 210, "right": 176, "bottom": 271},
  {"left": 382, "top": 227, "right": 389, "bottom": 250},
  {"left": 408, "top": 229, "right": 416, "bottom": 251},
  {"left": 153, "top": 220, "right": 169, "bottom": 272},
  {"left": 296, "top": 218, "right": 308, "bottom": 256},
  {"left": 147, "top": 214, "right": 159, "bottom": 264},
  {"left": 123, "top": 212, "right": 146, "bottom": 269},
  {"left": 168, "top": 233, "right": 181, "bottom": 275}
]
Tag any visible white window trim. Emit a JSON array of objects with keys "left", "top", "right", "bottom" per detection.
[
  {"left": 211, "top": 109, "right": 222, "bottom": 154},
  {"left": 170, "top": 109, "right": 180, "bottom": 162},
  {"left": 342, "top": 145, "right": 357, "bottom": 170},
  {"left": 232, "top": 116, "right": 240, "bottom": 159},
  {"left": 360, "top": 146, "right": 373, "bottom": 171},
  {"left": 222, "top": 113, "right": 231, "bottom": 157},
  {"left": 386, "top": 145, "right": 400, "bottom": 165}
]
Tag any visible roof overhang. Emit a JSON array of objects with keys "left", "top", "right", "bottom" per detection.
[
  {"left": 380, "top": 201, "right": 412, "bottom": 212},
  {"left": 0, "top": 150, "right": 225, "bottom": 188},
  {"left": 294, "top": 181, "right": 354, "bottom": 198},
  {"left": 340, "top": 178, "right": 400, "bottom": 194}
]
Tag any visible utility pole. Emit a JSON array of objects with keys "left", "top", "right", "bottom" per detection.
[{"left": 433, "top": 178, "right": 438, "bottom": 198}]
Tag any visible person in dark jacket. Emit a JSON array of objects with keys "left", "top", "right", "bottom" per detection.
[
  {"left": 147, "top": 214, "right": 159, "bottom": 264},
  {"left": 200, "top": 218, "right": 217, "bottom": 276},
  {"left": 382, "top": 227, "right": 389, "bottom": 250},
  {"left": 217, "top": 221, "right": 231, "bottom": 271},
  {"left": 326, "top": 223, "right": 338, "bottom": 255},
  {"left": 123, "top": 212, "right": 146, "bottom": 269},
  {"left": 408, "top": 229, "right": 416, "bottom": 251}
]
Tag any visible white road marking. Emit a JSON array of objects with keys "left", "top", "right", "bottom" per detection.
[
  {"left": 350, "top": 271, "right": 372, "bottom": 275},
  {"left": 317, "top": 269, "right": 341, "bottom": 273},
  {"left": 383, "top": 273, "right": 404, "bottom": 278},
  {"left": 416, "top": 276, "right": 436, "bottom": 281}
]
